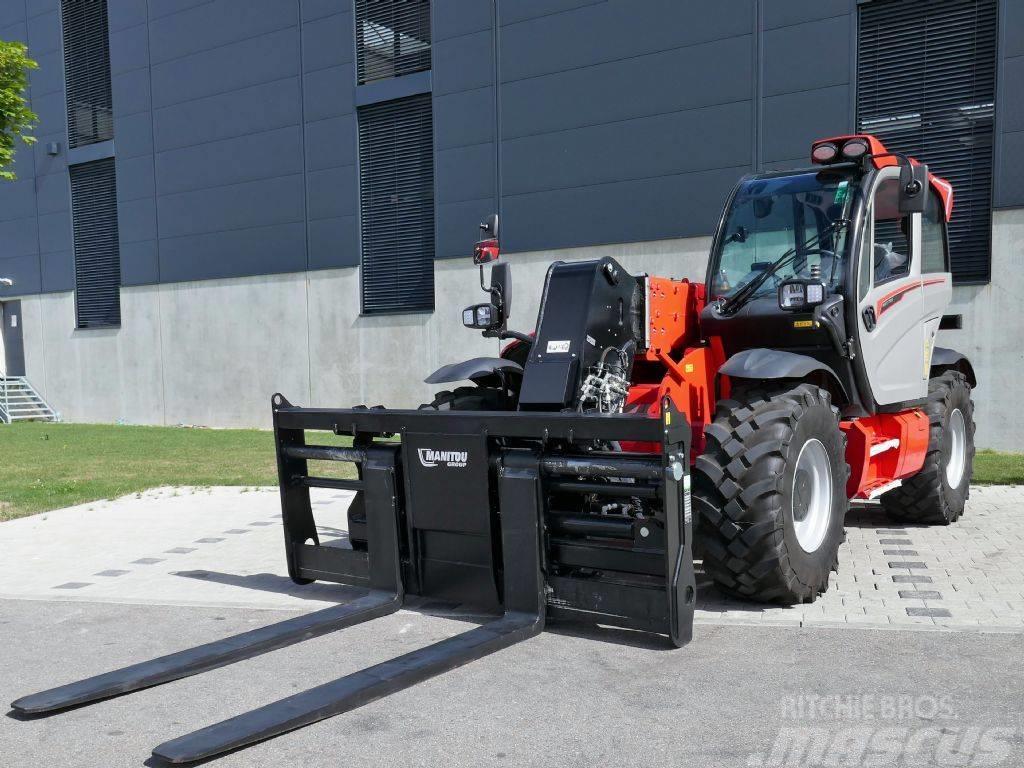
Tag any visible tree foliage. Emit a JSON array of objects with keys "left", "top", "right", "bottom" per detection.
[{"left": 0, "top": 40, "right": 38, "bottom": 181}]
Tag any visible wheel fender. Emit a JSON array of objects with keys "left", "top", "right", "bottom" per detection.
[
  {"left": 930, "top": 346, "right": 976, "bottom": 387},
  {"left": 424, "top": 356, "right": 523, "bottom": 385},
  {"left": 719, "top": 348, "right": 848, "bottom": 400}
]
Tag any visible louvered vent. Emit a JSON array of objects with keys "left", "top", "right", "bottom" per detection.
[
  {"left": 70, "top": 159, "right": 121, "bottom": 328},
  {"left": 359, "top": 95, "right": 435, "bottom": 314},
  {"left": 61, "top": 0, "right": 114, "bottom": 149},
  {"left": 355, "top": 0, "right": 431, "bottom": 85},
  {"left": 857, "top": 0, "right": 997, "bottom": 283}
]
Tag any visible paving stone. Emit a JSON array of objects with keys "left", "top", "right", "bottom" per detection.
[
  {"left": 3, "top": 485, "right": 1024, "bottom": 633},
  {"left": 53, "top": 582, "right": 92, "bottom": 589},
  {"left": 164, "top": 547, "right": 196, "bottom": 554},
  {"left": 223, "top": 529, "right": 250, "bottom": 534},
  {"left": 93, "top": 570, "right": 130, "bottom": 577},
  {"left": 883, "top": 549, "right": 919, "bottom": 556},
  {"left": 906, "top": 607, "right": 952, "bottom": 618}
]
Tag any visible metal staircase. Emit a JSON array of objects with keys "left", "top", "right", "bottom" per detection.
[{"left": 0, "top": 376, "right": 58, "bottom": 423}]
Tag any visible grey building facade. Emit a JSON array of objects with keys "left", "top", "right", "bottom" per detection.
[{"left": 0, "top": 0, "right": 1021, "bottom": 449}]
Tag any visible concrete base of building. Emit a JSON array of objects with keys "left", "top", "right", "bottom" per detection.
[{"left": 7, "top": 209, "right": 1021, "bottom": 450}]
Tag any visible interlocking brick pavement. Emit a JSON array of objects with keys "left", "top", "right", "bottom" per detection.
[
  {"left": 697, "top": 486, "right": 1024, "bottom": 631},
  {"left": 0, "top": 485, "right": 1022, "bottom": 633}
]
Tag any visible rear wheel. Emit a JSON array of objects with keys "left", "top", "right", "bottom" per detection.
[
  {"left": 879, "top": 371, "right": 975, "bottom": 524},
  {"left": 693, "top": 383, "right": 849, "bottom": 604},
  {"left": 418, "top": 385, "right": 508, "bottom": 411}
]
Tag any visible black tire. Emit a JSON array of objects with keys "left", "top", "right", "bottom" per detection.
[
  {"left": 693, "top": 383, "right": 849, "bottom": 604},
  {"left": 879, "top": 371, "right": 975, "bottom": 524},
  {"left": 419, "top": 386, "right": 508, "bottom": 411}
]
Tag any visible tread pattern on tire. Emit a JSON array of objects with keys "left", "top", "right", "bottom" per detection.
[
  {"left": 879, "top": 370, "right": 975, "bottom": 525},
  {"left": 693, "top": 383, "right": 849, "bottom": 604}
]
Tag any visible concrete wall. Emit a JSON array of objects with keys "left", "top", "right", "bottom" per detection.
[
  {"left": 13, "top": 234, "right": 709, "bottom": 428},
  {"left": 11, "top": 207, "right": 1022, "bottom": 451}
]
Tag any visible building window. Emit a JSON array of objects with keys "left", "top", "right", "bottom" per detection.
[
  {"left": 355, "top": 0, "right": 431, "bottom": 85},
  {"left": 857, "top": 0, "right": 997, "bottom": 284},
  {"left": 61, "top": 0, "right": 114, "bottom": 148},
  {"left": 70, "top": 159, "right": 121, "bottom": 328},
  {"left": 358, "top": 94, "right": 435, "bottom": 315}
]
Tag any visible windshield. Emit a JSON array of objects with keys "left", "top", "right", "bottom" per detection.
[{"left": 710, "top": 171, "right": 858, "bottom": 301}]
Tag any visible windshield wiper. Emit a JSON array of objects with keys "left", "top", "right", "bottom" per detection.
[{"left": 716, "top": 218, "right": 848, "bottom": 317}]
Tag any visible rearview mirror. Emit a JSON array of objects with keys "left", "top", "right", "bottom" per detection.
[
  {"left": 898, "top": 162, "right": 929, "bottom": 214},
  {"left": 473, "top": 213, "right": 501, "bottom": 265},
  {"left": 480, "top": 214, "right": 499, "bottom": 239}
]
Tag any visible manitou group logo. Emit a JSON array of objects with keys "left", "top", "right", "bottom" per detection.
[{"left": 417, "top": 448, "right": 469, "bottom": 468}]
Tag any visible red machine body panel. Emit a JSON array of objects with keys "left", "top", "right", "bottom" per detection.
[{"left": 841, "top": 410, "right": 930, "bottom": 499}]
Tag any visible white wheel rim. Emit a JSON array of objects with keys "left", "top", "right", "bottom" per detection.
[
  {"left": 791, "top": 438, "right": 833, "bottom": 553},
  {"left": 946, "top": 408, "right": 967, "bottom": 488}
]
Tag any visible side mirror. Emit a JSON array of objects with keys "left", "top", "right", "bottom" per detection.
[
  {"left": 473, "top": 214, "right": 501, "bottom": 265},
  {"left": 778, "top": 278, "right": 826, "bottom": 312},
  {"left": 462, "top": 262, "right": 511, "bottom": 332},
  {"left": 481, "top": 214, "right": 499, "bottom": 239},
  {"left": 899, "top": 162, "right": 929, "bottom": 214}
]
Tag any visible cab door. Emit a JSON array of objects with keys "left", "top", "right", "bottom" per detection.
[{"left": 855, "top": 168, "right": 928, "bottom": 406}]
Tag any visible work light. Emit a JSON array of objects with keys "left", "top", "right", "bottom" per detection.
[
  {"left": 778, "top": 278, "right": 826, "bottom": 311},
  {"left": 811, "top": 142, "right": 838, "bottom": 163}
]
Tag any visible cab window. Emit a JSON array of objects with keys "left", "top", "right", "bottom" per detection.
[
  {"left": 921, "top": 189, "right": 948, "bottom": 273},
  {"left": 871, "top": 178, "right": 911, "bottom": 285}
]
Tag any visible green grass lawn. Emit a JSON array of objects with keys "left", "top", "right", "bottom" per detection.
[
  {"left": 0, "top": 423, "right": 1020, "bottom": 522},
  {"left": 0, "top": 422, "right": 353, "bottom": 522}
]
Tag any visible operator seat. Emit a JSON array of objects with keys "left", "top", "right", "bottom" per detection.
[{"left": 873, "top": 242, "right": 908, "bottom": 282}]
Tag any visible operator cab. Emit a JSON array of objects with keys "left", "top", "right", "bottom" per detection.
[{"left": 702, "top": 134, "right": 955, "bottom": 417}]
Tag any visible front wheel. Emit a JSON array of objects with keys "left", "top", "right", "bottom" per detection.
[
  {"left": 880, "top": 371, "right": 975, "bottom": 524},
  {"left": 693, "top": 383, "right": 849, "bottom": 604}
]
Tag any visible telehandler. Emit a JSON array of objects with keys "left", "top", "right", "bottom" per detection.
[{"left": 12, "top": 135, "right": 975, "bottom": 763}]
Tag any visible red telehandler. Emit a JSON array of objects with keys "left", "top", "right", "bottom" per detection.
[{"left": 13, "top": 135, "right": 975, "bottom": 763}]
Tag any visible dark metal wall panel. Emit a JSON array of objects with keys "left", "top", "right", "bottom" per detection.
[
  {"left": 8, "top": 0, "right": 1020, "bottom": 299},
  {"left": 431, "top": 1, "right": 496, "bottom": 259},
  {"left": 110, "top": 0, "right": 158, "bottom": 286},
  {"left": 994, "top": 0, "right": 1024, "bottom": 208},
  {"left": 503, "top": 165, "right": 747, "bottom": 253},
  {"left": 762, "top": 0, "right": 850, "bottom": 31},
  {"left": 0, "top": 2, "right": 62, "bottom": 298},
  {"left": 303, "top": 6, "right": 359, "bottom": 269}
]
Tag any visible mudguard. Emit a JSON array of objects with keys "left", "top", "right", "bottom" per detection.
[
  {"left": 931, "top": 347, "right": 977, "bottom": 387},
  {"left": 424, "top": 356, "right": 523, "bottom": 385},
  {"left": 719, "top": 347, "right": 848, "bottom": 399}
]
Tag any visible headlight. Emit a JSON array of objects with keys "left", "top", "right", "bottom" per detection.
[
  {"left": 475, "top": 305, "right": 492, "bottom": 326},
  {"left": 780, "top": 282, "right": 807, "bottom": 309},
  {"left": 778, "top": 279, "right": 827, "bottom": 311}
]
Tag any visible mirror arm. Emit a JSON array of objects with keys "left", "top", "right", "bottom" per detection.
[{"left": 493, "top": 329, "right": 532, "bottom": 344}]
